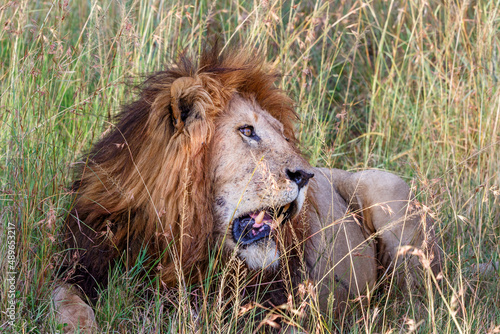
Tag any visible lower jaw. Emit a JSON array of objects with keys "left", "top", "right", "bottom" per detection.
[{"left": 237, "top": 241, "right": 280, "bottom": 271}]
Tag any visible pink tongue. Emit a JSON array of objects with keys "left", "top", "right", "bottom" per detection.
[{"left": 249, "top": 211, "right": 273, "bottom": 228}]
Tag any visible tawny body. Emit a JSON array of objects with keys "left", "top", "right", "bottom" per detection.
[
  {"left": 307, "top": 168, "right": 440, "bottom": 312},
  {"left": 53, "top": 46, "right": 441, "bottom": 333}
]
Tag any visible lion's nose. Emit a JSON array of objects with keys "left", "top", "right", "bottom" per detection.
[{"left": 286, "top": 169, "right": 314, "bottom": 189}]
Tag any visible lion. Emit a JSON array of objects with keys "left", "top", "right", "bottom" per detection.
[{"left": 53, "top": 45, "right": 442, "bottom": 333}]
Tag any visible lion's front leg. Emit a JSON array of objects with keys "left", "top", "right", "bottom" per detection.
[
  {"left": 53, "top": 284, "right": 97, "bottom": 334},
  {"left": 331, "top": 169, "right": 442, "bottom": 285}
]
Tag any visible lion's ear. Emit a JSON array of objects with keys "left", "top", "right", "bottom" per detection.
[{"left": 170, "top": 76, "right": 205, "bottom": 130}]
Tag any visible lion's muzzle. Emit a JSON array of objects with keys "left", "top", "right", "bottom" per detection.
[{"left": 232, "top": 201, "right": 295, "bottom": 246}]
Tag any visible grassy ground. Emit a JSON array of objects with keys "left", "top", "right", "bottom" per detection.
[{"left": 1, "top": 0, "right": 499, "bottom": 333}]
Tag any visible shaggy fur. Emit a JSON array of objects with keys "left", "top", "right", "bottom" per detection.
[
  {"left": 64, "top": 46, "right": 301, "bottom": 300},
  {"left": 57, "top": 45, "right": 442, "bottom": 334}
]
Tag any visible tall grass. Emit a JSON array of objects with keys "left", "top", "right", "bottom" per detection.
[{"left": 0, "top": 0, "right": 498, "bottom": 332}]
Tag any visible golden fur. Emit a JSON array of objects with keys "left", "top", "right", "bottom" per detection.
[
  {"left": 63, "top": 46, "right": 301, "bottom": 299},
  {"left": 56, "top": 45, "right": 442, "bottom": 333}
]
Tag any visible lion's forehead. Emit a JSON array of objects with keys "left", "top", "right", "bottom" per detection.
[{"left": 220, "top": 96, "right": 285, "bottom": 135}]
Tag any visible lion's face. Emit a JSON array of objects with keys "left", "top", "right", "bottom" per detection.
[{"left": 210, "top": 95, "right": 314, "bottom": 271}]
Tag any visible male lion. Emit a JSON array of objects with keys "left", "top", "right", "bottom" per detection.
[{"left": 54, "top": 46, "right": 441, "bottom": 332}]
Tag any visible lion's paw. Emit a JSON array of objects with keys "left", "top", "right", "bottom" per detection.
[{"left": 53, "top": 285, "right": 97, "bottom": 334}]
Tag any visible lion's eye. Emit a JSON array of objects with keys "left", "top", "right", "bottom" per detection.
[
  {"left": 239, "top": 125, "right": 255, "bottom": 138},
  {"left": 238, "top": 125, "right": 261, "bottom": 142}
]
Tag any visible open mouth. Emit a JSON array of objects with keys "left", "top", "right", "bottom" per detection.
[{"left": 232, "top": 201, "right": 296, "bottom": 246}]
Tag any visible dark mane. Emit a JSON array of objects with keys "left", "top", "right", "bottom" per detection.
[{"left": 63, "top": 45, "right": 299, "bottom": 300}]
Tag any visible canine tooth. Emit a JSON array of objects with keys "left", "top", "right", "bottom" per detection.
[
  {"left": 255, "top": 211, "right": 265, "bottom": 225},
  {"left": 283, "top": 203, "right": 291, "bottom": 213}
]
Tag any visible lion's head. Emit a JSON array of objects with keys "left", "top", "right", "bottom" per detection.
[
  {"left": 210, "top": 95, "right": 313, "bottom": 270},
  {"left": 66, "top": 46, "right": 313, "bottom": 298}
]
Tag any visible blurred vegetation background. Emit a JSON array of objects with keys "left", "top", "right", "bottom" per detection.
[{"left": 0, "top": 0, "right": 499, "bottom": 332}]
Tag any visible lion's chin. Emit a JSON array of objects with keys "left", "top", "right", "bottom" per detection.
[{"left": 238, "top": 241, "right": 280, "bottom": 271}]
